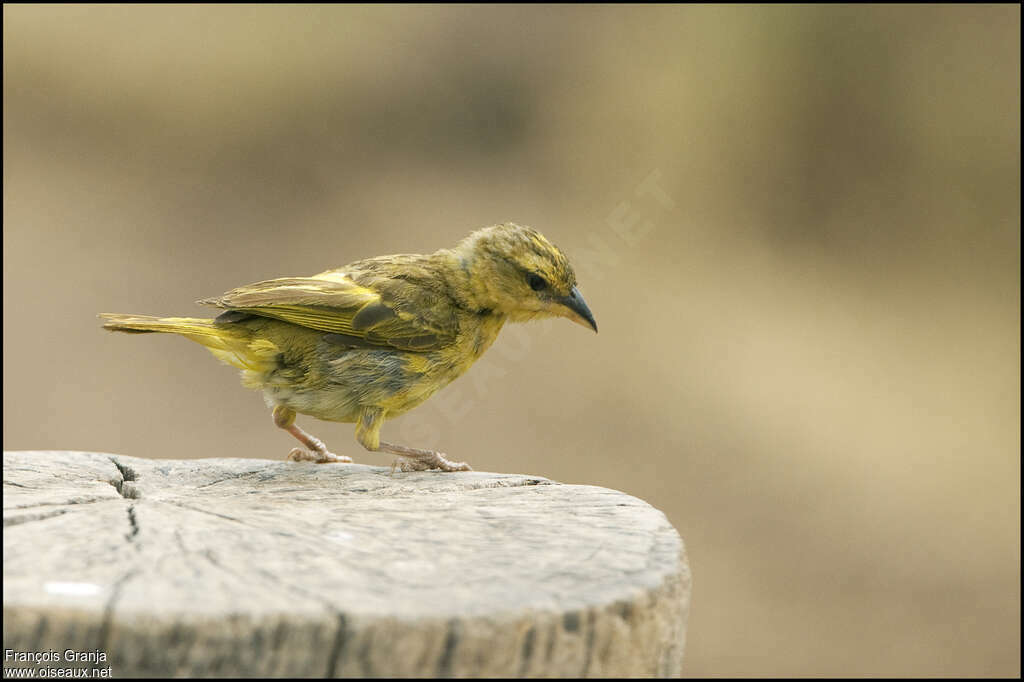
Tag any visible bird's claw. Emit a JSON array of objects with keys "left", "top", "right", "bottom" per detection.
[
  {"left": 391, "top": 452, "right": 471, "bottom": 472},
  {"left": 287, "top": 447, "right": 353, "bottom": 464}
]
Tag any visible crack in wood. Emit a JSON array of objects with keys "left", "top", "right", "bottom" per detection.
[
  {"left": 581, "top": 609, "right": 597, "bottom": 677},
  {"left": 200, "top": 548, "right": 235, "bottom": 576},
  {"left": 563, "top": 610, "right": 580, "bottom": 632},
  {"left": 195, "top": 471, "right": 265, "bottom": 488},
  {"left": 108, "top": 456, "right": 140, "bottom": 499},
  {"left": 97, "top": 567, "right": 140, "bottom": 653},
  {"left": 164, "top": 500, "right": 250, "bottom": 525},
  {"left": 125, "top": 504, "right": 140, "bottom": 543},
  {"left": 169, "top": 528, "right": 203, "bottom": 579},
  {"left": 436, "top": 619, "right": 461, "bottom": 678},
  {"left": 5, "top": 497, "right": 120, "bottom": 510},
  {"left": 252, "top": 566, "right": 326, "bottom": 604},
  {"left": 325, "top": 613, "right": 349, "bottom": 677},
  {"left": 518, "top": 625, "right": 536, "bottom": 677},
  {"left": 3, "top": 508, "right": 69, "bottom": 527}
]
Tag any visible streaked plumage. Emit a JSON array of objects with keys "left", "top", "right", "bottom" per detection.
[{"left": 100, "top": 223, "right": 596, "bottom": 471}]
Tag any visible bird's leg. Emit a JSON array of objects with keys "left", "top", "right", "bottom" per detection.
[
  {"left": 273, "top": 405, "right": 352, "bottom": 464},
  {"left": 356, "top": 408, "right": 472, "bottom": 472}
]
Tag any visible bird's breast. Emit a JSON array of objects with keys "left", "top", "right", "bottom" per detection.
[{"left": 377, "top": 314, "right": 506, "bottom": 417}]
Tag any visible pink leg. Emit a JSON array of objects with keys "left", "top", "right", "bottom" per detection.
[{"left": 273, "top": 406, "right": 352, "bottom": 464}]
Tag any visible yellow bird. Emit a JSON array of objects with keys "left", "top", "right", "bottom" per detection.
[{"left": 100, "top": 223, "right": 597, "bottom": 472}]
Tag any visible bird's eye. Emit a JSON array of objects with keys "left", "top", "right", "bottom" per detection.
[{"left": 528, "top": 273, "right": 547, "bottom": 291}]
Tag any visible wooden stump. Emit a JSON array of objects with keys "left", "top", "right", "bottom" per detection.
[{"left": 2, "top": 451, "right": 690, "bottom": 678}]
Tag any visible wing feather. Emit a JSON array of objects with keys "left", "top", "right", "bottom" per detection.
[{"left": 198, "top": 272, "right": 457, "bottom": 351}]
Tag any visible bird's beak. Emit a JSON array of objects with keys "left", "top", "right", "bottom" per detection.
[{"left": 559, "top": 286, "right": 598, "bottom": 333}]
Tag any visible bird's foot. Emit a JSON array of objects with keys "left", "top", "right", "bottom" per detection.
[
  {"left": 392, "top": 452, "right": 471, "bottom": 472},
  {"left": 376, "top": 440, "right": 472, "bottom": 472},
  {"left": 391, "top": 457, "right": 428, "bottom": 473},
  {"left": 287, "top": 447, "right": 353, "bottom": 464}
]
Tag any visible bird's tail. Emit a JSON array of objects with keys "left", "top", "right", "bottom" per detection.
[
  {"left": 100, "top": 313, "right": 223, "bottom": 338},
  {"left": 99, "top": 313, "right": 269, "bottom": 372}
]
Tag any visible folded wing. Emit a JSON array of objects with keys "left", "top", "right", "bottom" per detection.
[{"left": 198, "top": 272, "right": 456, "bottom": 351}]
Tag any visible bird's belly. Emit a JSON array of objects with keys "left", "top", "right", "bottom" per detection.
[
  {"left": 262, "top": 347, "right": 463, "bottom": 423},
  {"left": 261, "top": 382, "right": 363, "bottom": 423}
]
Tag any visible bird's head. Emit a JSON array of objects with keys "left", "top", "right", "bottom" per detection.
[{"left": 451, "top": 223, "right": 597, "bottom": 332}]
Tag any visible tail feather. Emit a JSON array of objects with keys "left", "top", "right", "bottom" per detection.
[
  {"left": 98, "top": 313, "right": 269, "bottom": 372},
  {"left": 99, "top": 313, "right": 232, "bottom": 343}
]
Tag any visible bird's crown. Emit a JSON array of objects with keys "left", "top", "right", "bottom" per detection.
[{"left": 456, "top": 222, "right": 577, "bottom": 297}]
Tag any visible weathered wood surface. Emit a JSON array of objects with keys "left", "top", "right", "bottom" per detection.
[{"left": 3, "top": 451, "right": 690, "bottom": 678}]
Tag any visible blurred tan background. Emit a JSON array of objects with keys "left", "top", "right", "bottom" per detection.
[{"left": 3, "top": 4, "right": 1019, "bottom": 677}]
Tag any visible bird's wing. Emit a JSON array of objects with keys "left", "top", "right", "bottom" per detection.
[{"left": 198, "top": 272, "right": 456, "bottom": 351}]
